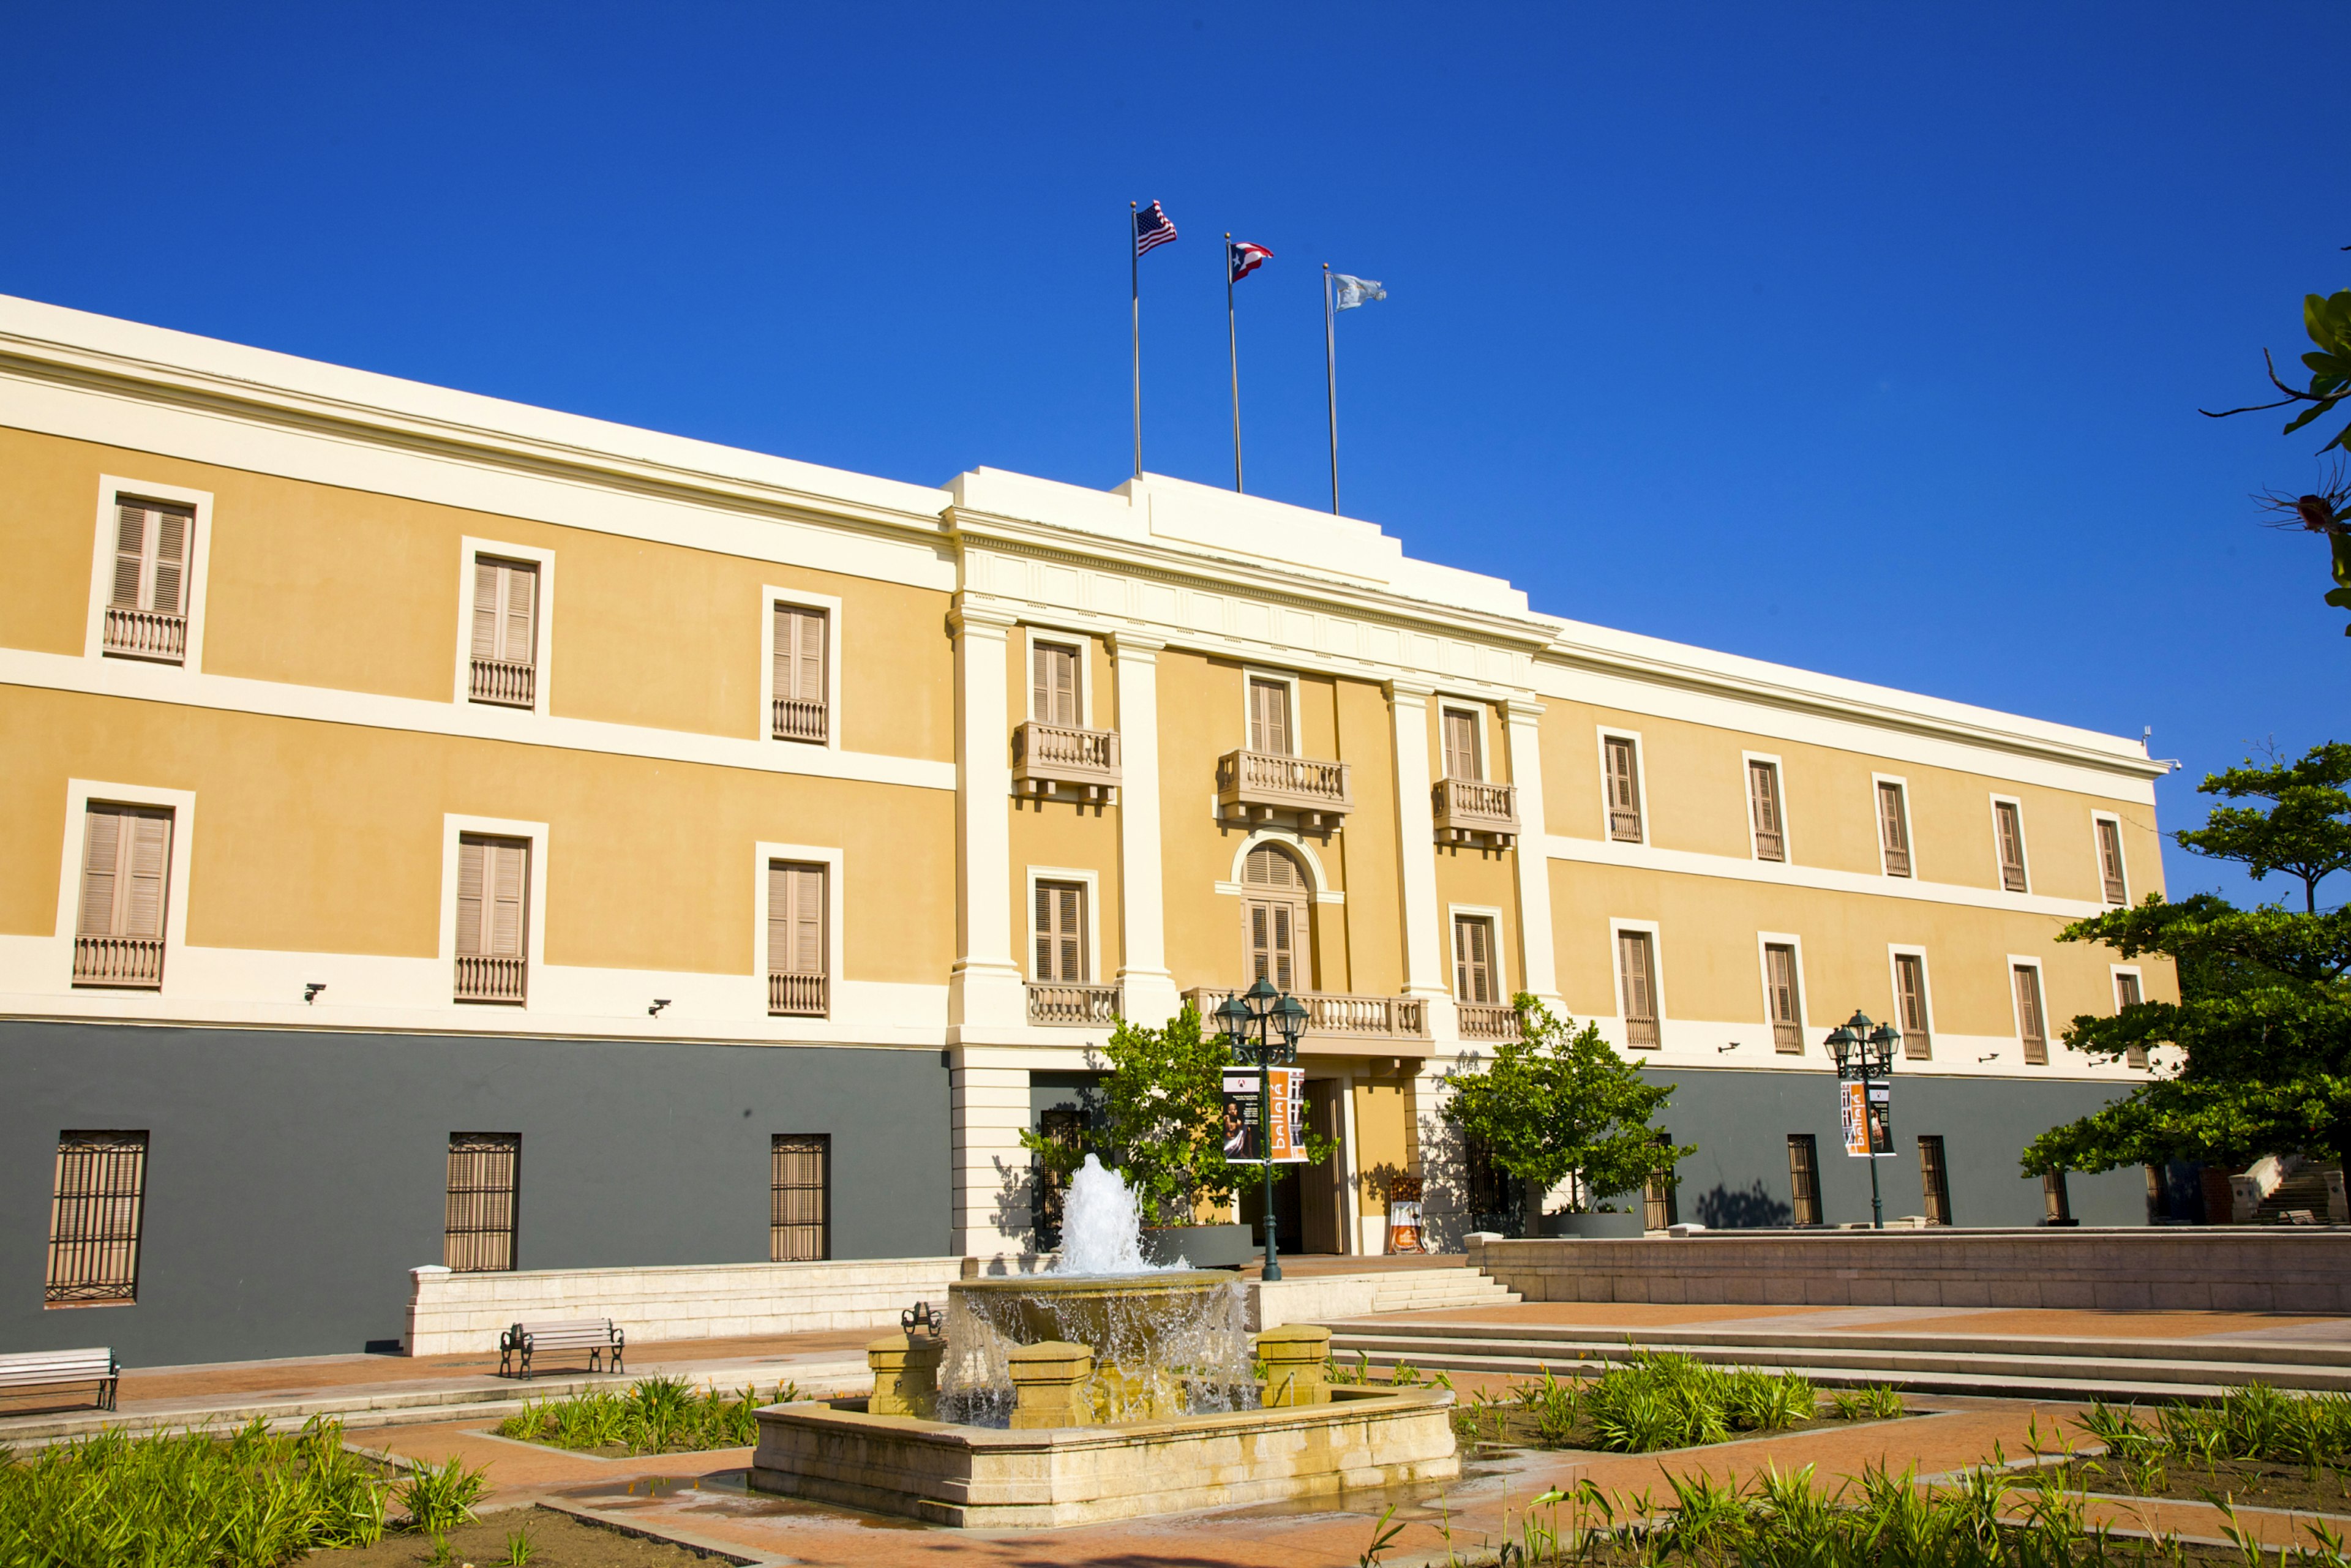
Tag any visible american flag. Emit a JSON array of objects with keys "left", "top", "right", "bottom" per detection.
[
  {"left": 1133, "top": 201, "right": 1178, "bottom": 257},
  {"left": 1228, "top": 240, "right": 1273, "bottom": 283}
]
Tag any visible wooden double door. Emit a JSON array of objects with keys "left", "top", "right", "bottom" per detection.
[{"left": 1240, "top": 1077, "right": 1348, "bottom": 1255}]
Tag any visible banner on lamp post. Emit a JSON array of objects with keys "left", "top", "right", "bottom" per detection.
[
  {"left": 1223, "top": 1066, "right": 1307, "bottom": 1163},
  {"left": 1839, "top": 1081, "right": 1894, "bottom": 1158}
]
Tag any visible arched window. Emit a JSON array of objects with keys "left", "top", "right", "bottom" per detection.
[{"left": 1239, "top": 844, "right": 1311, "bottom": 991}]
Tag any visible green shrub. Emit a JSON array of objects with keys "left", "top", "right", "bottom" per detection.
[
  {"left": 0, "top": 1417, "right": 388, "bottom": 1566},
  {"left": 496, "top": 1378, "right": 798, "bottom": 1455}
]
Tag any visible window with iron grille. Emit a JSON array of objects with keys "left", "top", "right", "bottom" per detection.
[
  {"left": 1618, "top": 929, "right": 1660, "bottom": 1046},
  {"left": 445, "top": 1133, "right": 520, "bottom": 1272},
  {"left": 1747, "top": 761, "right": 1785, "bottom": 861},
  {"left": 1764, "top": 943, "right": 1804, "bottom": 1052},
  {"left": 2042, "top": 1169, "right": 2073, "bottom": 1225},
  {"left": 47, "top": 1132, "right": 148, "bottom": 1305},
  {"left": 1643, "top": 1133, "right": 1679, "bottom": 1230},
  {"left": 2115, "top": 972, "right": 2147, "bottom": 1069},
  {"left": 1603, "top": 737, "right": 1643, "bottom": 841},
  {"left": 1787, "top": 1135, "right": 1821, "bottom": 1226},
  {"left": 1918, "top": 1135, "right": 1952, "bottom": 1226},
  {"left": 771, "top": 1134, "right": 830, "bottom": 1261},
  {"left": 1993, "top": 800, "right": 2029, "bottom": 893},
  {"left": 1033, "top": 1108, "right": 1082, "bottom": 1248}
]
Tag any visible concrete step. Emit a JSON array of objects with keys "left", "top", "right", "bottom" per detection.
[
  {"left": 1321, "top": 1322, "right": 2351, "bottom": 1399},
  {"left": 1365, "top": 1267, "right": 1523, "bottom": 1313}
]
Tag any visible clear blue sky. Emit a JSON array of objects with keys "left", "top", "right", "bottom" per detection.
[{"left": 5, "top": 4, "right": 2341, "bottom": 907}]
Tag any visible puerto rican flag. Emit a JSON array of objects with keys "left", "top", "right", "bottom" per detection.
[{"left": 1228, "top": 240, "right": 1273, "bottom": 283}]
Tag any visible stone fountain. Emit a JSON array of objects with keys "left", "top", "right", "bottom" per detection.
[{"left": 747, "top": 1155, "right": 1458, "bottom": 1527}]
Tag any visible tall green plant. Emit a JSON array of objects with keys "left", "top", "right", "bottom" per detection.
[
  {"left": 1440, "top": 995, "right": 1689, "bottom": 1228},
  {"left": 1018, "top": 1003, "right": 1330, "bottom": 1225}
]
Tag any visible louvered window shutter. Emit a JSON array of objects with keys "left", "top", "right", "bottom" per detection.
[
  {"left": 1996, "top": 803, "right": 2027, "bottom": 891},
  {"left": 1271, "top": 904, "right": 1294, "bottom": 991},
  {"left": 77, "top": 808, "right": 124, "bottom": 937},
  {"left": 1749, "top": 762, "right": 1783, "bottom": 859},
  {"left": 2014, "top": 966, "right": 2047, "bottom": 1063},
  {"left": 1031, "top": 643, "right": 1052, "bottom": 724},
  {"left": 1606, "top": 738, "right": 1642, "bottom": 839},
  {"left": 795, "top": 609, "right": 825, "bottom": 700},
  {"left": 1052, "top": 646, "right": 1078, "bottom": 725},
  {"left": 456, "top": 839, "right": 487, "bottom": 957},
  {"left": 1877, "top": 783, "right": 1910, "bottom": 875},
  {"left": 502, "top": 564, "right": 536, "bottom": 667},
  {"left": 769, "top": 861, "right": 794, "bottom": 973},
  {"left": 488, "top": 842, "right": 525, "bottom": 958},
  {"left": 471, "top": 560, "right": 501, "bottom": 664},
  {"left": 1250, "top": 679, "right": 1289, "bottom": 754},
  {"left": 112, "top": 506, "right": 147, "bottom": 609},
  {"left": 1620, "top": 933, "right": 1655, "bottom": 1025},
  {"left": 1453, "top": 916, "right": 1493, "bottom": 1003},
  {"left": 2098, "top": 820, "right": 2128, "bottom": 903},
  {"left": 1033, "top": 882, "right": 1054, "bottom": 978},
  {"left": 152, "top": 508, "right": 187, "bottom": 617},
  {"left": 1249, "top": 903, "right": 1270, "bottom": 982},
  {"left": 1057, "top": 884, "right": 1082, "bottom": 981},
  {"left": 2116, "top": 973, "right": 2146, "bottom": 1068},
  {"left": 791, "top": 866, "right": 825, "bottom": 974},
  {"left": 123, "top": 812, "right": 171, "bottom": 940},
  {"left": 1444, "top": 711, "right": 1479, "bottom": 781},
  {"left": 1896, "top": 954, "right": 1931, "bottom": 1056}
]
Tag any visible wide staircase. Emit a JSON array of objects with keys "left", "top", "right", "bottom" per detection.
[
  {"left": 1365, "top": 1266, "right": 1521, "bottom": 1315},
  {"left": 1321, "top": 1315, "right": 2351, "bottom": 1401},
  {"left": 2255, "top": 1164, "right": 2338, "bottom": 1223}
]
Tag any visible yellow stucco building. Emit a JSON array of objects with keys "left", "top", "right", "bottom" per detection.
[{"left": 0, "top": 295, "right": 2174, "bottom": 1364}]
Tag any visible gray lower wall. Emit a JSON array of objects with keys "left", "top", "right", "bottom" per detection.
[
  {"left": 0, "top": 1022, "right": 951, "bottom": 1368},
  {"left": 1646, "top": 1068, "right": 2145, "bottom": 1230}
]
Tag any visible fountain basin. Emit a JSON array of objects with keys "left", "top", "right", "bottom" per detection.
[{"left": 748, "top": 1384, "right": 1458, "bottom": 1527}]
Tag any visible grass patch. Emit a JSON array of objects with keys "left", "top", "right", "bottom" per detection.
[
  {"left": 1395, "top": 1458, "right": 2351, "bottom": 1568},
  {"left": 0, "top": 1416, "right": 486, "bottom": 1566},
  {"left": 2055, "top": 1386, "right": 2351, "bottom": 1515},
  {"left": 1440, "top": 1352, "right": 1903, "bottom": 1454},
  {"left": 495, "top": 1375, "right": 800, "bottom": 1455}
]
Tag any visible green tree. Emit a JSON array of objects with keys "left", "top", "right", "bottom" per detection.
[
  {"left": 1018, "top": 1003, "right": 1331, "bottom": 1228},
  {"left": 2203, "top": 290, "right": 2351, "bottom": 634},
  {"left": 2023, "top": 742, "right": 2351, "bottom": 1179},
  {"left": 1440, "top": 994, "right": 1690, "bottom": 1232}
]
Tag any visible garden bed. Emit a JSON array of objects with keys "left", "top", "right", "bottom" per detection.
[
  {"left": 495, "top": 1376, "right": 800, "bottom": 1457},
  {"left": 2044, "top": 1386, "right": 2351, "bottom": 1517},
  {"left": 306, "top": 1507, "right": 714, "bottom": 1568}
]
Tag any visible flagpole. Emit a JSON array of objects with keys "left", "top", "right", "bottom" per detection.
[
  {"left": 1130, "top": 203, "right": 1142, "bottom": 480},
  {"left": 1324, "top": 263, "right": 1340, "bottom": 515},
  {"left": 1226, "top": 234, "right": 1243, "bottom": 493}
]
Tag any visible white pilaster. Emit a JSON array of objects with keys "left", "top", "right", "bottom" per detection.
[
  {"left": 950, "top": 602, "right": 1026, "bottom": 1028},
  {"left": 950, "top": 1047, "right": 1036, "bottom": 1260},
  {"left": 1388, "top": 680, "right": 1453, "bottom": 1038},
  {"left": 1110, "top": 631, "right": 1180, "bottom": 1026},
  {"left": 1505, "top": 696, "right": 1561, "bottom": 1005}
]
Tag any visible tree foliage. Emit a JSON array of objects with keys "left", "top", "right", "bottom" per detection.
[
  {"left": 1017, "top": 1003, "right": 1330, "bottom": 1227},
  {"left": 2203, "top": 290, "right": 2351, "bottom": 634},
  {"left": 2022, "top": 743, "right": 2351, "bottom": 1177},
  {"left": 1440, "top": 994, "right": 1690, "bottom": 1215}
]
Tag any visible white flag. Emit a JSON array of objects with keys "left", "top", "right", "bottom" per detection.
[{"left": 1332, "top": 274, "right": 1387, "bottom": 310}]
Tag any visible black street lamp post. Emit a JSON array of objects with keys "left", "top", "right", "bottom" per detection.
[
  {"left": 1824, "top": 1008, "right": 1902, "bottom": 1230},
  {"left": 1213, "top": 978, "right": 1307, "bottom": 1281}
]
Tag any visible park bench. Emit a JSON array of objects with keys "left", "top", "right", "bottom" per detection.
[
  {"left": 0, "top": 1347, "right": 119, "bottom": 1411},
  {"left": 498, "top": 1318, "right": 624, "bottom": 1380}
]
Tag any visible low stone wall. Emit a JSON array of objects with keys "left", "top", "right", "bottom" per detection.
[
  {"left": 1247, "top": 1274, "right": 1385, "bottom": 1332},
  {"left": 404, "top": 1256, "right": 960, "bottom": 1356},
  {"left": 1464, "top": 1228, "right": 2351, "bottom": 1313}
]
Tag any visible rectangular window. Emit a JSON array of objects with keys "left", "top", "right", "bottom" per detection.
[
  {"left": 1245, "top": 898, "right": 1300, "bottom": 992},
  {"left": 1441, "top": 708, "right": 1482, "bottom": 781},
  {"left": 1918, "top": 1135, "right": 1951, "bottom": 1226},
  {"left": 771, "top": 1133, "right": 830, "bottom": 1261},
  {"left": 1643, "top": 1134, "right": 1679, "bottom": 1230},
  {"left": 768, "top": 860, "right": 829, "bottom": 1016},
  {"left": 773, "top": 604, "right": 828, "bottom": 743},
  {"left": 1877, "top": 782, "right": 1911, "bottom": 877},
  {"left": 1618, "top": 929, "right": 1660, "bottom": 1046},
  {"left": 2097, "top": 818, "right": 2128, "bottom": 905},
  {"left": 46, "top": 1131, "right": 148, "bottom": 1305},
  {"left": 1248, "top": 677, "right": 1293, "bottom": 755},
  {"left": 454, "top": 835, "right": 530, "bottom": 1003},
  {"left": 1032, "top": 640, "right": 1081, "bottom": 728},
  {"left": 2013, "top": 964, "right": 2049, "bottom": 1065},
  {"left": 445, "top": 1133, "right": 519, "bottom": 1272},
  {"left": 1747, "top": 761, "right": 1785, "bottom": 861},
  {"left": 1764, "top": 942, "right": 1803, "bottom": 1052},
  {"left": 1894, "top": 953, "right": 1932, "bottom": 1060},
  {"left": 1033, "top": 879, "right": 1087, "bottom": 983},
  {"left": 468, "top": 556, "right": 539, "bottom": 708},
  {"left": 1603, "top": 736, "right": 1643, "bottom": 841},
  {"left": 1787, "top": 1134, "right": 1821, "bottom": 1226},
  {"left": 2116, "top": 972, "right": 2147, "bottom": 1069},
  {"left": 2042, "top": 1169, "right": 2073, "bottom": 1225},
  {"left": 1453, "top": 913, "right": 1496, "bottom": 1004},
  {"left": 1994, "top": 800, "right": 2029, "bottom": 892},
  {"left": 104, "top": 498, "right": 193, "bottom": 663},
  {"left": 74, "top": 803, "right": 172, "bottom": 989}
]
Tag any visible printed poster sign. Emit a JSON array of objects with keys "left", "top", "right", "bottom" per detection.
[
  {"left": 1223, "top": 1066, "right": 1307, "bottom": 1163},
  {"left": 1839, "top": 1081, "right": 1894, "bottom": 1158}
]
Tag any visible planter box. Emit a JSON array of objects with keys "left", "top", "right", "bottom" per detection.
[
  {"left": 1141, "top": 1224, "right": 1254, "bottom": 1269},
  {"left": 1541, "top": 1212, "right": 1646, "bottom": 1239}
]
